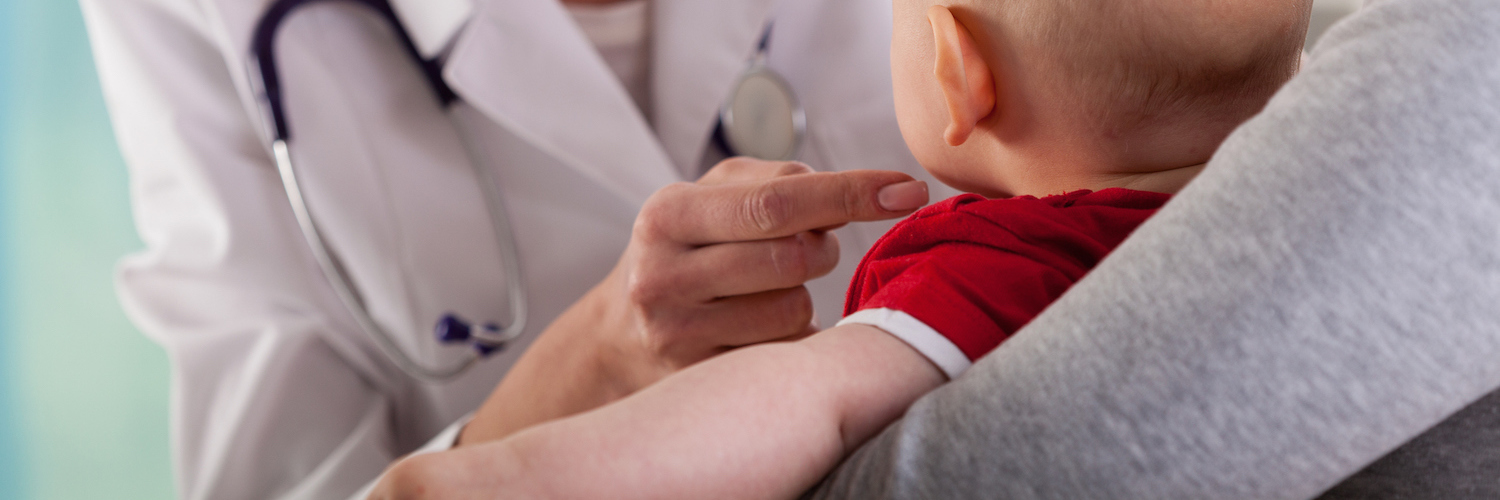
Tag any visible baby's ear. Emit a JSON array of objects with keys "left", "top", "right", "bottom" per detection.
[{"left": 928, "top": 6, "right": 996, "bottom": 147}]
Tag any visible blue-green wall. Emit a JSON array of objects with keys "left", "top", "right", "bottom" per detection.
[
  {"left": 1, "top": 0, "right": 24, "bottom": 495},
  {"left": 0, "top": 1, "right": 175, "bottom": 498}
]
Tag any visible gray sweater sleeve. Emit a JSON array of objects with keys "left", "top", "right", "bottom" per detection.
[{"left": 808, "top": 0, "right": 1500, "bottom": 498}]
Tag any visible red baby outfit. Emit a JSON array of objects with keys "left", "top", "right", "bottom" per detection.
[{"left": 838, "top": 188, "right": 1170, "bottom": 378}]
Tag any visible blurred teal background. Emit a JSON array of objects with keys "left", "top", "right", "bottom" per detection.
[{"left": 1, "top": 0, "right": 175, "bottom": 498}]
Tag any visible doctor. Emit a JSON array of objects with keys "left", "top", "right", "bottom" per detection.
[{"left": 82, "top": 0, "right": 950, "bottom": 498}]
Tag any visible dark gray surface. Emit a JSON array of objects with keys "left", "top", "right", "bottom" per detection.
[
  {"left": 1319, "top": 388, "right": 1500, "bottom": 499},
  {"left": 809, "top": 0, "right": 1500, "bottom": 497}
]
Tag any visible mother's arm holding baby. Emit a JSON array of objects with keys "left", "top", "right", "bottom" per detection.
[{"left": 813, "top": 0, "right": 1500, "bottom": 497}]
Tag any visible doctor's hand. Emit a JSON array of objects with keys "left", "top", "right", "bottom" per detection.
[
  {"left": 607, "top": 159, "right": 930, "bottom": 369},
  {"left": 459, "top": 158, "right": 928, "bottom": 445}
]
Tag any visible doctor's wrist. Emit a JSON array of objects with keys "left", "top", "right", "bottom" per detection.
[
  {"left": 574, "top": 270, "right": 678, "bottom": 394},
  {"left": 459, "top": 277, "right": 658, "bottom": 445}
]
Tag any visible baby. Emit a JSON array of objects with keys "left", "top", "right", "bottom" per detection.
[{"left": 374, "top": 0, "right": 1308, "bottom": 497}]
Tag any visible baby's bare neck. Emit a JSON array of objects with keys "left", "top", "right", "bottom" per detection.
[
  {"left": 1085, "top": 161, "right": 1207, "bottom": 195},
  {"left": 1030, "top": 115, "right": 1228, "bottom": 196}
]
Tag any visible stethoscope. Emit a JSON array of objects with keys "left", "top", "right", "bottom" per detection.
[{"left": 249, "top": 0, "right": 805, "bottom": 381}]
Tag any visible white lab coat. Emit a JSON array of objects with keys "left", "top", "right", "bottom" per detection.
[{"left": 81, "top": 0, "right": 952, "bottom": 498}]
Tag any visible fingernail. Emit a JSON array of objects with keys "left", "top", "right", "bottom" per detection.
[{"left": 878, "top": 181, "right": 928, "bottom": 211}]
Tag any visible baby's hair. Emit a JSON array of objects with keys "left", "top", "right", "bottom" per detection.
[{"left": 967, "top": 0, "right": 1307, "bottom": 133}]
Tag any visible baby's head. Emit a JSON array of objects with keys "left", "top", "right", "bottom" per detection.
[{"left": 891, "top": 0, "right": 1311, "bottom": 197}]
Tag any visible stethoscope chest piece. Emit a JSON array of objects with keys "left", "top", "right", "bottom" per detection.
[
  {"left": 720, "top": 64, "right": 805, "bottom": 161},
  {"left": 717, "top": 25, "right": 806, "bottom": 162},
  {"left": 719, "top": 63, "right": 805, "bottom": 162}
]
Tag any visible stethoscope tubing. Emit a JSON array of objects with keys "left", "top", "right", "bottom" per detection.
[
  {"left": 252, "top": 0, "right": 526, "bottom": 382},
  {"left": 273, "top": 141, "right": 484, "bottom": 380},
  {"left": 251, "top": 0, "right": 455, "bottom": 142}
]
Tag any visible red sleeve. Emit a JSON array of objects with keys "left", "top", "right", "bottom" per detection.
[{"left": 844, "top": 190, "right": 1167, "bottom": 362}]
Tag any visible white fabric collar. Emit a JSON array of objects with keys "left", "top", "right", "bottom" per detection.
[{"left": 389, "top": 0, "right": 475, "bottom": 58}]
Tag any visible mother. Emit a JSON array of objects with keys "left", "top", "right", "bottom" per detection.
[{"left": 812, "top": 0, "right": 1500, "bottom": 496}]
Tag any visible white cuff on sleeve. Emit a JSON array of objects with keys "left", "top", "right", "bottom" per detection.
[
  {"left": 837, "top": 308, "right": 971, "bottom": 379},
  {"left": 409, "top": 413, "right": 471, "bottom": 455},
  {"left": 351, "top": 413, "right": 473, "bottom": 500}
]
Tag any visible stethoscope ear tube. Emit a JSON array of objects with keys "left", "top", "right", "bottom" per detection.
[
  {"left": 252, "top": 0, "right": 524, "bottom": 382},
  {"left": 250, "top": 0, "right": 456, "bottom": 142}
]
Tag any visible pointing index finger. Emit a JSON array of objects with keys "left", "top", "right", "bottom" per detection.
[{"left": 648, "top": 170, "right": 929, "bottom": 245}]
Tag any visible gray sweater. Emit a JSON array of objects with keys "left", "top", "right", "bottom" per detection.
[{"left": 810, "top": 0, "right": 1500, "bottom": 497}]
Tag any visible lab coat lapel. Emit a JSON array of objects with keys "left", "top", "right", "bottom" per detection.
[
  {"left": 651, "top": 0, "right": 779, "bottom": 173},
  {"left": 444, "top": 0, "right": 677, "bottom": 206}
]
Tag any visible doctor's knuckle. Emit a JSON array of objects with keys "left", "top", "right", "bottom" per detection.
[
  {"left": 625, "top": 267, "right": 672, "bottom": 306},
  {"left": 636, "top": 184, "right": 690, "bottom": 239},
  {"left": 779, "top": 287, "right": 815, "bottom": 327},
  {"left": 770, "top": 236, "right": 812, "bottom": 281},
  {"left": 720, "top": 156, "right": 756, "bottom": 173},
  {"left": 634, "top": 205, "right": 663, "bottom": 238},
  {"left": 741, "top": 184, "right": 794, "bottom": 234},
  {"left": 840, "top": 176, "right": 867, "bottom": 219},
  {"left": 775, "top": 161, "right": 814, "bottom": 177},
  {"left": 809, "top": 233, "right": 840, "bottom": 276}
]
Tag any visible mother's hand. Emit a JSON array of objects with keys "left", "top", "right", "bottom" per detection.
[{"left": 459, "top": 158, "right": 928, "bottom": 444}]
